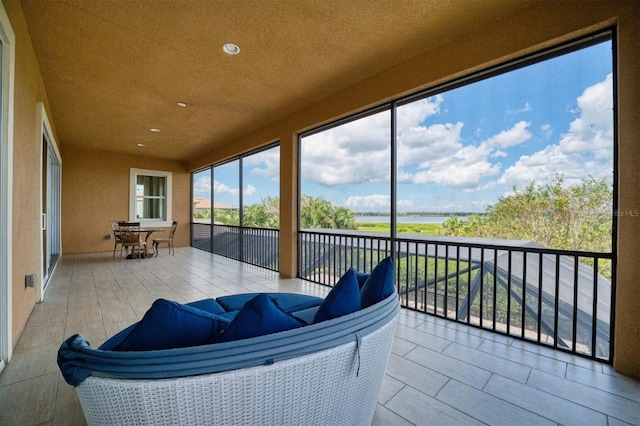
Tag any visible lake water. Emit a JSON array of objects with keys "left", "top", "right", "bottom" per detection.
[{"left": 355, "top": 215, "right": 468, "bottom": 224}]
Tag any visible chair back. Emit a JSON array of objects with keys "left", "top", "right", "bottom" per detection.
[
  {"left": 118, "top": 222, "right": 141, "bottom": 244},
  {"left": 168, "top": 221, "right": 178, "bottom": 238},
  {"left": 110, "top": 221, "right": 122, "bottom": 242}
]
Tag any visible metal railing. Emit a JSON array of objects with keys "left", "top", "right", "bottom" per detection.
[
  {"left": 191, "top": 222, "right": 279, "bottom": 271},
  {"left": 298, "top": 229, "right": 614, "bottom": 362},
  {"left": 191, "top": 223, "right": 614, "bottom": 361}
]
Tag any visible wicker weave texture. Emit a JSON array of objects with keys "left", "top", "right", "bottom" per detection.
[{"left": 77, "top": 316, "right": 397, "bottom": 425}]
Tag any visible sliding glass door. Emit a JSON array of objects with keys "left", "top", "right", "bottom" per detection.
[{"left": 42, "top": 127, "right": 61, "bottom": 288}]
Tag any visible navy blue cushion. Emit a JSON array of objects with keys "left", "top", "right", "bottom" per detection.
[
  {"left": 215, "top": 294, "right": 305, "bottom": 342},
  {"left": 186, "top": 298, "right": 226, "bottom": 315},
  {"left": 360, "top": 257, "right": 395, "bottom": 308},
  {"left": 354, "top": 270, "right": 370, "bottom": 288},
  {"left": 216, "top": 292, "right": 322, "bottom": 313},
  {"left": 313, "top": 268, "right": 361, "bottom": 323},
  {"left": 98, "top": 323, "right": 137, "bottom": 351},
  {"left": 114, "top": 299, "right": 230, "bottom": 351},
  {"left": 292, "top": 306, "right": 320, "bottom": 324}
]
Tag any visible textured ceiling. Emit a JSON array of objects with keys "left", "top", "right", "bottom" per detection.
[{"left": 21, "top": 0, "right": 531, "bottom": 162}]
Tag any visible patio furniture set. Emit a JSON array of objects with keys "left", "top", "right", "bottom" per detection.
[
  {"left": 109, "top": 221, "right": 177, "bottom": 260},
  {"left": 58, "top": 257, "right": 399, "bottom": 425}
]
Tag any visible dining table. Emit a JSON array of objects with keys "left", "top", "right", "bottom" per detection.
[{"left": 125, "top": 226, "right": 166, "bottom": 259}]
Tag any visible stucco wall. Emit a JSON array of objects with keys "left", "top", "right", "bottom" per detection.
[
  {"left": 189, "top": 2, "right": 640, "bottom": 378},
  {"left": 4, "top": 0, "right": 55, "bottom": 347},
  {"left": 60, "top": 147, "right": 190, "bottom": 254}
]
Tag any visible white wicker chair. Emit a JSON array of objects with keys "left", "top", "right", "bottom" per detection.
[{"left": 76, "top": 313, "right": 397, "bottom": 426}]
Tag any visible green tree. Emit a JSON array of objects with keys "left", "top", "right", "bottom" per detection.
[
  {"left": 243, "top": 196, "right": 280, "bottom": 228},
  {"left": 299, "top": 195, "right": 356, "bottom": 229},
  {"left": 442, "top": 216, "right": 465, "bottom": 236},
  {"left": 210, "top": 195, "right": 356, "bottom": 230},
  {"left": 442, "top": 214, "right": 487, "bottom": 237},
  {"left": 193, "top": 208, "right": 211, "bottom": 220},
  {"left": 455, "top": 176, "right": 612, "bottom": 252},
  {"left": 213, "top": 208, "right": 239, "bottom": 225}
]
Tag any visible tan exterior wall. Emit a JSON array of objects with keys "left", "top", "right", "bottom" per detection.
[
  {"left": 189, "top": 2, "right": 640, "bottom": 378},
  {"left": 3, "top": 0, "right": 190, "bottom": 346},
  {"left": 3, "top": 0, "right": 55, "bottom": 347},
  {"left": 60, "top": 146, "right": 190, "bottom": 254},
  {"left": 610, "top": 4, "right": 640, "bottom": 381}
]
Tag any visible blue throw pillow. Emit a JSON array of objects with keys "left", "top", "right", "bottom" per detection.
[
  {"left": 114, "top": 299, "right": 230, "bottom": 351},
  {"left": 215, "top": 294, "right": 305, "bottom": 342},
  {"left": 186, "top": 298, "right": 227, "bottom": 315},
  {"left": 354, "top": 270, "right": 370, "bottom": 288},
  {"left": 313, "top": 268, "right": 361, "bottom": 323},
  {"left": 360, "top": 257, "right": 395, "bottom": 308}
]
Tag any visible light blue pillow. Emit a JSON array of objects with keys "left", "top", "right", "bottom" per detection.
[
  {"left": 114, "top": 299, "right": 230, "bottom": 351},
  {"left": 360, "top": 257, "right": 395, "bottom": 308},
  {"left": 215, "top": 294, "right": 305, "bottom": 342},
  {"left": 313, "top": 268, "right": 361, "bottom": 323}
]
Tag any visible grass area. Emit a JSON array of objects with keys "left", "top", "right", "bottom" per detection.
[{"left": 355, "top": 222, "right": 444, "bottom": 235}]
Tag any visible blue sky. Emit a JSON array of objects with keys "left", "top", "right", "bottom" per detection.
[{"left": 195, "top": 39, "right": 613, "bottom": 213}]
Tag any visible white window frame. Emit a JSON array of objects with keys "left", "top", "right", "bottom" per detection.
[
  {"left": 0, "top": 1, "right": 15, "bottom": 368},
  {"left": 129, "top": 168, "right": 172, "bottom": 227}
]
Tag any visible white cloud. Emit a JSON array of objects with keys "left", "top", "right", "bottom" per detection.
[
  {"left": 302, "top": 96, "right": 533, "bottom": 190},
  {"left": 413, "top": 144, "right": 501, "bottom": 188},
  {"left": 408, "top": 121, "right": 531, "bottom": 189},
  {"left": 342, "top": 194, "right": 413, "bottom": 211},
  {"left": 213, "top": 179, "right": 239, "bottom": 195},
  {"left": 397, "top": 199, "right": 414, "bottom": 208},
  {"left": 508, "top": 102, "right": 532, "bottom": 114},
  {"left": 397, "top": 96, "right": 443, "bottom": 134},
  {"left": 300, "top": 71, "right": 613, "bottom": 201},
  {"left": 193, "top": 175, "right": 211, "bottom": 195},
  {"left": 541, "top": 123, "right": 553, "bottom": 139},
  {"left": 246, "top": 148, "right": 280, "bottom": 181},
  {"left": 483, "top": 121, "right": 531, "bottom": 149},
  {"left": 300, "top": 110, "right": 392, "bottom": 186},
  {"left": 398, "top": 122, "right": 465, "bottom": 168},
  {"left": 301, "top": 97, "right": 446, "bottom": 187},
  {"left": 244, "top": 185, "right": 256, "bottom": 196},
  {"left": 498, "top": 74, "right": 613, "bottom": 189},
  {"left": 344, "top": 194, "right": 390, "bottom": 210},
  {"left": 558, "top": 74, "right": 613, "bottom": 156}
]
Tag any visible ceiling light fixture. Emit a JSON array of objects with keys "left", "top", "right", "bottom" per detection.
[
  {"left": 223, "top": 43, "right": 240, "bottom": 55},
  {"left": 150, "top": 128, "right": 160, "bottom": 132},
  {"left": 177, "top": 102, "right": 187, "bottom": 107},
  {"left": 137, "top": 143, "right": 146, "bottom": 147}
]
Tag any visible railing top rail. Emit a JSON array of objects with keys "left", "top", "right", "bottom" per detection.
[
  {"left": 299, "top": 229, "right": 613, "bottom": 259},
  {"left": 193, "top": 222, "right": 279, "bottom": 232}
]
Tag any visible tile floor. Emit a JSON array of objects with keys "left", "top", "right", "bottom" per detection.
[{"left": 0, "top": 248, "right": 638, "bottom": 425}]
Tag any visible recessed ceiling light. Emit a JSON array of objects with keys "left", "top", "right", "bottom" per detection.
[
  {"left": 223, "top": 43, "right": 240, "bottom": 55},
  {"left": 137, "top": 143, "right": 146, "bottom": 147},
  {"left": 150, "top": 128, "right": 160, "bottom": 133},
  {"left": 177, "top": 102, "right": 187, "bottom": 107}
]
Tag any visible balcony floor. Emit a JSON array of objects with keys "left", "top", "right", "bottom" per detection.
[{"left": 1, "top": 248, "right": 638, "bottom": 425}]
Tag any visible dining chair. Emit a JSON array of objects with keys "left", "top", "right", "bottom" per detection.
[
  {"left": 117, "top": 222, "right": 146, "bottom": 261},
  {"left": 153, "top": 221, "right": 178, "bottom": 256},
  {"left": 110, "top": 221, "right": 123, "bottom": 258}
]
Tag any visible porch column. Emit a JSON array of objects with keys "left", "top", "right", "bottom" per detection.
[
  {"left": 612, "top": 9, "right": 640, "bottom": 379},
  {"left": 278, "top": 132, "right": 298, "bottom": 278}
]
